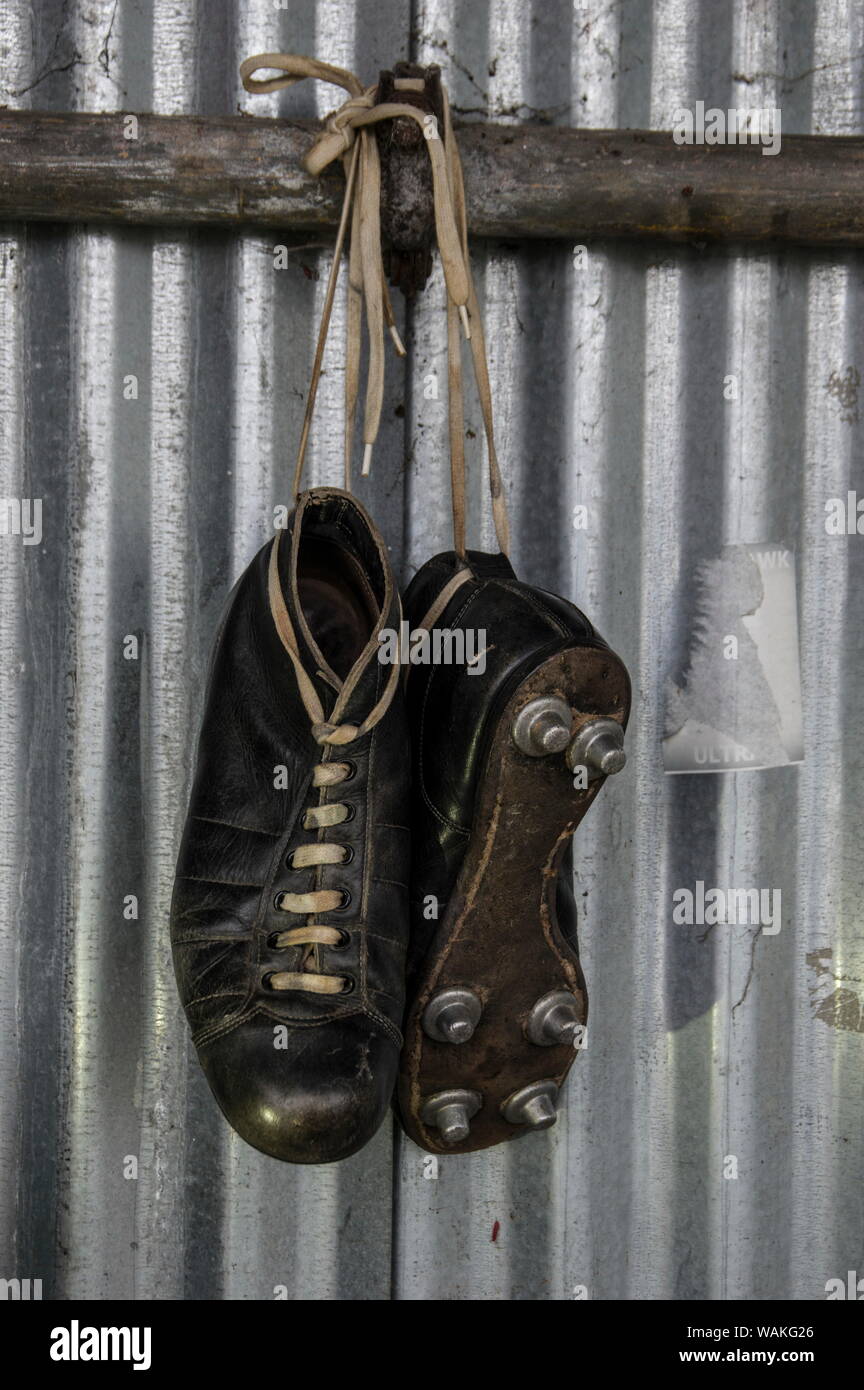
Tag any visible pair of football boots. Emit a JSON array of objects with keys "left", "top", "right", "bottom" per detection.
[
  {"left": 170, "top": 490, "right": 629, "bottom": 1161},
  {"left": 169, "top": 52, "right": 630, "bottom": 1162}
]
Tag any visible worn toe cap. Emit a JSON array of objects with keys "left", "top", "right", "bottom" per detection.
[{"left": 198, "top": 1012, "right": 399, "bottom": 1164}]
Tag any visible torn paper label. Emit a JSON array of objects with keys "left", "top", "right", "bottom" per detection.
[{"left": 663, "top": 543, "right": 804, "bottom": 773}]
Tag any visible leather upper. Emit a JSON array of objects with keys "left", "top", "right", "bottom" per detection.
[
  {"left": 402, "top": 549, "right": 607, "bottom": 972},
  {"left": 170, "top": 488, "right": 409, "bottom": 1163}
]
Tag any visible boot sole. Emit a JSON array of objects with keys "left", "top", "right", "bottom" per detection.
[{"left": 398, "top": 641, "right": 630, "bottom": 1153}]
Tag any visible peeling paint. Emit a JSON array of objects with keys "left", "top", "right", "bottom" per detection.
[{"left": 807, "top": 949, "right": 864, "bottom": 1035}]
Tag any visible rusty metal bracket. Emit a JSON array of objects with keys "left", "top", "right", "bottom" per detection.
[{"left": 375, "top": 62, "right": 444, "bottom": 296}]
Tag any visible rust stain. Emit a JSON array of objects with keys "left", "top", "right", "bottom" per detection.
[{"left": 825, "top": 366, "right": 860, "bottom": 424}]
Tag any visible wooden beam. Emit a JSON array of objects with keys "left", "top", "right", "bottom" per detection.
[{"left": 1, "top": 110, "right": 863, "bottom": 247}]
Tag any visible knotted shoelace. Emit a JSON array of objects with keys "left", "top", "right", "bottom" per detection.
[
  {"left": 240, "top": 51, "right": 511, "bottom": 558},
  {"left": 240, "top": 52, "right": 513, "bottom": 993}
]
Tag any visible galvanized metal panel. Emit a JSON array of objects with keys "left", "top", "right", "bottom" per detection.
[{"left": 0, "top": 0, "right": 862, "bottom": 1302}]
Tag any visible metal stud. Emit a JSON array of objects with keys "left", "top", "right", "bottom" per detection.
[
  {"left": 501, "top": 1079, "right": 559, "bottom": 1129},
  {"left": 512, "top": 696, "right": 572, "bottom": 757},
  {"left": 422, "top": 987, "right": 483, "bottom": 1044},
  {"left": 421, "top": 1089, "right": 482, "bottom": 1145},
  {"left": 566, "top": 717, "right": 626, "bottom": 780},
  {"left": 527, "top": 990, "right": 583, "bottom": 1046}
]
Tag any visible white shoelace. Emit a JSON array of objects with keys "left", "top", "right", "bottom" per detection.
[
  {"left": 241, "top": 51, "right": 514, "bottom": 993},
  {"left": 240, "top": 51, "right": 511, "bottom": 557}
]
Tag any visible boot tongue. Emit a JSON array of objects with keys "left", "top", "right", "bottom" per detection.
[{"left": 274, "top": 487, "right": 398, "bottom": 719}]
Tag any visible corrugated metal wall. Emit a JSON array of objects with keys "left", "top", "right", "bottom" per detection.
[{"left": 1, "top": 0, "right": 862, "bottom": 1301}]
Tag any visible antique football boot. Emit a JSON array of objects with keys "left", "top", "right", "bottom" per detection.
[
  {"left": 397, "top": 549, "right": 630, "bottom": 1154},
  {"left": 170, "top": 488, "right": 409, "bottom": 1164}
]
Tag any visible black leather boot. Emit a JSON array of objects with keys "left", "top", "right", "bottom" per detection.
[
  {"left": 397, "top": 549, "right": 630, "bottom": 1154},
  {"left": 171, "top": 488, "right": 409, "bottom": 1164}
]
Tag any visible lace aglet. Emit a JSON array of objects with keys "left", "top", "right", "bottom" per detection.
[
  {"left": 362, "top": 443, "right": 373, "bottom": 476},
  {"left": 389, "top": 323, "right": 407, "bottom": 357},
  {"left": 459, "top": 304, "right": 471, "bottom": 340}
]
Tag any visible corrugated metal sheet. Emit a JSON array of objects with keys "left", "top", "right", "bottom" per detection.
[{"left": 1, "top": 0, "right": 862, "bottom": 1300}]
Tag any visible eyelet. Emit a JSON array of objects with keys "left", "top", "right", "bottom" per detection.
[
  {"left": 267, "top": 931, "right": 283, "bottom": 950},
  {"left": 340, "top": 803, "right": 356, "bottom": 824},
  {"left": 340, "top": 844, "right": 355, "bottom": 865},
  {"left": 340, "top": 975, "right": 356, "bottom": 995},
  {"left": 261, "top": 971, "right": 276, "bottom": 990},
  {"left": 332, "top": 929, "right": 350, "bottom": 951},
  {"left": 285, "top": 850, "right": 299, "bottom": 870},
  {"left": 340, "top": 760, "right": 357, "bottom": 783},
  {"left": 273, "top": 891, "right": 287, "bottom": 911},
  {"left": 335, "top": 889, "right": 352, "bottom": 911}
]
